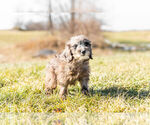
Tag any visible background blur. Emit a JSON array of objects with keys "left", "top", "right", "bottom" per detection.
[
  {"left": 1, "top": 0, "right": 150, "bottom": 31},
  {"left": 2, "top": 0, "right": 150, "bottom": 120},
  {"left": 0, "top": 0, "right": 150, "bottom": 63}
]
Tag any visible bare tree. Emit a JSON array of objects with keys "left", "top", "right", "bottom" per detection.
[
  {"left": 48, "top": 0, "right": 53, "bottom": 33},
  {"left": 70, "top": 0, "right": 75, "bottom": 34}
]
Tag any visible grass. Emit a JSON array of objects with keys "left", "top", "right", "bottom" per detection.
[
  {"left": 1, "top": 113, "right": 150, "bottom": 125},
  {"left": 103, "top": 31, "right": 150, "bottom": 46},
  {"left": 1, "top": 30, "right": 150, "bottom": 124},
  {"left": 1, "top": 30, "right": 150, "bottom": 43},
  {"left": 0, "top": 30, "right": 48, "bottom": 46},
  {"left": 1, "top": 52, "right": 150, "bottom": 124},
  {"left": 1, "top": 52, "right": 150, "bottom": 113},
  {"left": 1, "top": 30, "right": 150, "bottom": 46}
]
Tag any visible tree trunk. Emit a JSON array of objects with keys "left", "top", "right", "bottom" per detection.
[
  {"left": 48, "top": 0, "right": 53, "bottom": 33},
  {"left": 70, "top": 0, "right": 75, "bottom": 34}
]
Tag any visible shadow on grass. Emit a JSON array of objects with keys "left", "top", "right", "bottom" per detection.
[{"left": 89, "top": 86, "right": 150, "bottom": 99}]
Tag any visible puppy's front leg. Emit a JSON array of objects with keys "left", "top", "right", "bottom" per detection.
[
  {"left": 59, "top": 85, "right": 68, "bottom": 99},
  {"left": 79, "top": 78, "right": 89, "bottom": 95}
]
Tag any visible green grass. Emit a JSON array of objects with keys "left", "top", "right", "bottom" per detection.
[
  {"left": 103, "top": 31, "right": 150, "bottom": 46},
  {"left": 1, "top": 52, "right": 150, "bottom": 114},
  {"left": 1, "top": 31, "right": 150, "bottom": 124}
]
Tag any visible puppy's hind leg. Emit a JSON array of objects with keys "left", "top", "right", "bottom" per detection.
[{"left": 45, "top": 66, "right": 57, "bottom": 95}]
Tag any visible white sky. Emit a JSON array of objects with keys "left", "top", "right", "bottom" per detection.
[{"left": 0, "top": 0, "right": 150, "bottom": 31}]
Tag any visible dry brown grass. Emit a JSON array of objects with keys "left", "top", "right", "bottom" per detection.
[
  {"left": 16, "top": 31, "right": 105, "bottom": 52},
  {"left": 0, "top": 30, "right": 105, "bottom": 63},
  {"left": 16, "top": 36, "right": 65, "bottom": 52}
]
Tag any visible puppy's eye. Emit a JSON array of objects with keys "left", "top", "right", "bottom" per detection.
[
  {"left": 73, "top": 44, "right": 78, "bottom": 49},
  {"left": 84, "top": 42, "right": 90, "bottom": 46}
]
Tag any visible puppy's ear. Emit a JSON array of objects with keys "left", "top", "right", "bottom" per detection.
[
  {"left": 89, "top": 46, "right": 93, "bottom": 59},
  {"left": 63, "top": 43, "right": 73, "bottom": 62}
]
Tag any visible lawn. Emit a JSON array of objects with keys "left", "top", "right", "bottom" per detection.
[
  {"left": 1, "top": 52, "right": 150, "bottom": 113},
  {"left": 1, "top": 31, "right": 150, "bottom": 124},
  {"left": 0, "top": 30, "right": 48, "bottom": 46},
  {"left": 1, "top": 52, "right": 150, "bottom": 124},
  {"left": 103, "top": 31, "right": 150, "bottom": 46},
  {"left": 1, "top": 30, "right": 150, "bottom": 46}
]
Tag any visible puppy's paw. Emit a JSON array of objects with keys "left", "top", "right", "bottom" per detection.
[
  {"left": 59, "top": 94, "right": 67, "bottom": 100},
  {"left": 81, "top": 89, "right": 89, "bottom": 95},
  {"left": 45, "top": 88, "right": 53, "bottom": 95}
]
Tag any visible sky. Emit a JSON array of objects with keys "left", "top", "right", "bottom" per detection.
[{"left": 0, "top": 0, "right": 150, "bottom": 31}]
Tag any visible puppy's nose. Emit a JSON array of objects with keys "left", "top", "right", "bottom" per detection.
[{"left": 81, "top": 50, "right": 86, "bottom": 55}]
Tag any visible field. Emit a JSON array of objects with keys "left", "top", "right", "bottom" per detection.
[
  {"left": 103, "top": 31, "right": 150, "bottom": 45},
  {"left": 0, "top": 31, "right": 48, "bottom": 45},
  {"left": 0, "top": 31, "right": 150, "bottom": 124}
]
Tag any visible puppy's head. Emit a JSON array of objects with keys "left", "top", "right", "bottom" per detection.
[{"left": 64, "top": 35, "right": 92, "bottom": 62}]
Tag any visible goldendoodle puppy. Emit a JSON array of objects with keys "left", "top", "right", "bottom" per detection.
[{"left": 45, "top": 35, "right": 92, "bottom": 99}]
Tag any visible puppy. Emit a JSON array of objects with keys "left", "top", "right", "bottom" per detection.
[{"left": 45, "top": 35, "right": 92, "bottom": 99}]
